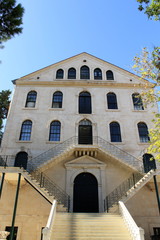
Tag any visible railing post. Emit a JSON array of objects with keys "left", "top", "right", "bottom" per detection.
[
  {"left": 0, "top": 173, "right": 5, "bottom": 199},
  {"left": 40, "top": 172, "right": 43, "bottom": 188},
  {"left": 68, "top": 196, "right": 70, "bottom": 212},
  {"left": 4, "top": 156, "right": 7, "bottom": 168},
  {"left": 9, "top": 173, "right": 21, "bottom": 240},
  {"left": 153, "top": 175, "right": 160, "bottom": 215},
  {"left": 106, "top": 197, "right": 109, "bottom": 212},
  {"left": 133, "top": 173, "right": 136, "bottom": 188}
]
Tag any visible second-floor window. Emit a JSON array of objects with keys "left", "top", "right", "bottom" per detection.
[
  {"left": 107, "top": 92, "right": 118, "bottom": 109},
  {"left": 132, "top": 93, "right": 144, "bottom": 110},
  {"left": 110, "top": 122, "right": 122, "bottom": 142},
  {"left": 25, "top": 91, "right": 37, "bottom": 108},
  {"left": 52, "top": 91, "right": 63, "bottom": 108},
  {"left": 49, "top": 121, "right": 61, "bottom": 141},
  {"left": 79, "top": 91, "right": 92, "bottom": 114},
  {"left": 19, "top": 120, "right": 32, "bottom": 141},
  {"left": 138, "top": 122, "right": 150, "bottom": 142}
]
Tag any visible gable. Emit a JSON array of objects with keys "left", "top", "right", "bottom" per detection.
[
  {"left": 65, "top": 155, "right": 106, "bottom": 168},
  {"left": 15, "top": 52, "right": 153, "bottom": 87}
]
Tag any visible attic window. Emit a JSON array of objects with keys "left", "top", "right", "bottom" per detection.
[{"left": 83, "top": 60, "right": 87, "bottom": 62}]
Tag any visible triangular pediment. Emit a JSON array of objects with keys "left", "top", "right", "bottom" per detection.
[
  {"left": 14, "top": 52, "right": 152, "bottom": 87},
  {"left": 65, "top": 155, "right": 106, "bottom": 168}
]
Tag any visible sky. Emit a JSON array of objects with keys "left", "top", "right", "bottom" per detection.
[{"left": 0, "top": 0, "right": 160, "bottom": 92}]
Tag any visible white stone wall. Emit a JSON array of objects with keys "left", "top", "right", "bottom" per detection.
[{"left": 0, "top": 53, "right": 157, "bottom": 161}]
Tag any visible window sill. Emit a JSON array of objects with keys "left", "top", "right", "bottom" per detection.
[
  {"left": 138, "top": 142, "right": 150, "bottom": 145},
  {"left": 22, "top": 107, "right": 38, "bottom": 110},
  {"left": 46, "top": 141, "right": 61, "bottom": 144},
  {"left": 110, "top": 142, "right": 125, "bottom": 145},
  {"left": 77, "top": 113, "right": 94, "bottom": 115},
  {"left": 105, "top": 109, "right": 120, "bottom": 112},
  {"left": 16, "top": 141, "right": 32, "bottom": 143},
  {"left": 132, "top": 110, "right": 146, "bottom": 112},
  {"left": 49, "top": 108, "right": 64, "bottom": 111}
]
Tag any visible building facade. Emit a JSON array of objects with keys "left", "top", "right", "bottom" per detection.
[{"left": 0, "top": 53, "right": 160, "bottom": 240}]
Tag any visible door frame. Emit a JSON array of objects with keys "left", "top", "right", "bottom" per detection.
[
  {"left": 75, "top": 117, "right": 97, "bottom": 144},
  {"left": 65, "top": 156, "right": 106, "bottom": 212}
]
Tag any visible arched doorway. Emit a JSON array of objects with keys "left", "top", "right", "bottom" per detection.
[
  {"left": 73, "top": 172, "right": 99, "bottom": 212},
  {"left": 78, "top": 119, "right": 92, "bottom": 144},
  {"left": 14, "top": 151, "right": 28, "bottom": 169},
  {"left": 143, "top": 153, "right": 156, "bottom": 173}
]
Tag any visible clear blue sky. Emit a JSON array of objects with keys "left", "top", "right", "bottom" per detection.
[{"left": 0, "top": 0, "right": 159, "bottom": 91}]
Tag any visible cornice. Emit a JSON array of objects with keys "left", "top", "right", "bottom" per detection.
[{"left": 16, "top": 80, "right": 154, "bottom": 88}]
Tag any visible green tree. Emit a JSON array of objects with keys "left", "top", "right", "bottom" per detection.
[
  {"left": 0, "top": 0, "right": 24, "bottom": 47},
  {"left": 137, "top": 0, "right": 160, "bottom": 20},
  {"left": 133, "top": 47, "right": 160, "bottom": 160},
  {"left": 0, "top": 90, "right": 11, "bottom": 143}
]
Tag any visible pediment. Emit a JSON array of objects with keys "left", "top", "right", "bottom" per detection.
[
  {"left": 65, "top": 155, "right": 106, "bottom": 168},
  {"left": 14, "top": 52, "right": 152, "bottom": 87}
]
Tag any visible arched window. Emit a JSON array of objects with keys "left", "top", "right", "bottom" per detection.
[
  {"left": 14, "top": 151, "right": 28, "bottom": 169},
  {"left": 80, "top": 66, "right": 90, "bottom": 79},
  {"left": 56, "top": 69, "right": 64, "bottom": 79},
  {"left": 49, "top": 121, "right": 61, "bottom": 141},
  {"left": 25, "top": 91, "right": 37, "bottom": 108},
  {"left": 79, "top": 92, "right": 92, "bottom": 114},
  {"left": 52, "top": 91, "right": 63, "bottom": 108},
  {"left": 138, "top": 122, "right": 150, "bottom": 142},
  {"left": 107, "top": 92, "right": 118, "bottom": 109},
  {"left": 110, "top": 122, "right": 122, "bottom": 142},
  {"left": 68, "top": 68, "right": 76, "bottom": 79},
  {"left": 106, "top": 70, "right": 114, "bottom": 80},
  {"left": 143, "top": 153, "right": 156, "bottom": 173},
  {"left": 19, "top": 120, "right": 32, "bottom": 141},
  {"left": 78, "top": 119, "right": 92, "bottom": 144},
  {"left": 94, "top": 68, "right": 102, "bottom": 80},
  {"left": 132, "top": 93, "right": 144, "bottom": 110}
]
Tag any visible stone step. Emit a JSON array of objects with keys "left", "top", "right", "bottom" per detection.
[
  {"left": 51, "top": 237, "right": 131, "bottom": 240},
  {"left": 51, "top": 213, "right": 132, "bottom": 240}
]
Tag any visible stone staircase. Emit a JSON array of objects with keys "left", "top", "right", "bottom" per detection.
[
  {"left": 24, "top": 136, "right": 143, "bottom": 173},
  {"left": 22, "top": 170, "right": 68, "bottom": 212},
  {"left": 108, "top": 169, "right": 157, "bottom": 213},
  {"left": 50, "top": 212, "right": 133, "bottom": 239},
  {"left": 0, "top": 168, "right": 68, "bottom": 212},
  {"left": 122, "top": 169, "right": 157, "bottom": 203}
]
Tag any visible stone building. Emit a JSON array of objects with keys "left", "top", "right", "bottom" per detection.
[{"left": 0, "top": 53, "right": 160, "bottom": 240}]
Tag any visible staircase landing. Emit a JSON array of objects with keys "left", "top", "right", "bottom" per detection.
[{"left": 51, "top": 212, "right": 132, "bottom": 239}]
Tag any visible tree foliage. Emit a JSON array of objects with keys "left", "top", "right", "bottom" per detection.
[
  {"left": 137, "top": 0, "right": 160, "bottom": 20},
  {"left": 133, "top": 47, "right": 160, "bottom": 160},
  {"left": 0, "top": 0, "right": 24, "bottom": 46},
  {"left": 0, "top": 90, "right": 11, "bottom": 142}
]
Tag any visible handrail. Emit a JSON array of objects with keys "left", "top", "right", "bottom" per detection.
[
  {"left": 0, "top": 136, "right": 144, "bottom": 211},
  {"left": 97, "top": 137, "right": 143, "bottom": 172},
  {"left": 119, "top": 201, "right": 144, "bottom": 240},
  {"left": 0, "top": 156, "right": 70, "bottom": 210},
  {"left": 25, "top": 136, "right": 143, "bottom": 172},
  {"left": 104, "top": 172, "right": 143, "bottom": 211},
  {"left": 27, "top": 136, "right": 78, "bottom": 172},
  {"left": 42, "top": 200, "right": 57, "bottom": 240},
  {"left": 30, "top": 169, "right": 70, "bottom": 208}
]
